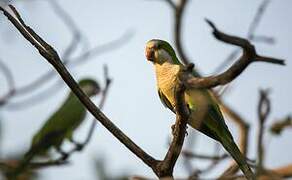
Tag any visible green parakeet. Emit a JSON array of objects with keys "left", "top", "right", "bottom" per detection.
[
  {"left": 145, "top": 39, "right": 254, "bottom": 179},
  {"left": 12, "top": 78, "right": 100, "bottom": 177}
]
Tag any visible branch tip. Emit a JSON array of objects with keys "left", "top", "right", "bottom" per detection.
[{"left": 205, "top": 18, "right": 216, "bottom": 31}]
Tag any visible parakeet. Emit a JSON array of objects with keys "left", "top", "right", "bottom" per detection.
[
  {"left": 12, "top": 78, "right": 100, "bottom": 177},
  {"left": 145, "top": 39, "right": 254, "bottom": 179}
]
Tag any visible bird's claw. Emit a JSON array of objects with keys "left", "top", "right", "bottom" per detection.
[
  {"left": 61, "top": 153, "right": 69, "bottom": 161},
  {"left": 75, "top": 143, "right": 84, "bottom": 151}
]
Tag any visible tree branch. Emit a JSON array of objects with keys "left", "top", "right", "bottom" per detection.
[
  {"left": 1, "top": 2, "right": 132, "bottom": 109},
  {"left": 270, "top": 115, "right": 292, "bottom": 135},
  {"left": 0, "top": 58, "right": 15, "bottom": 106},
  {"left": 182, "top": 151, "right": 228, "bottom": 161},
  {"left": 256, "top": 90, "right": 270, "bottom": 176},
  {"left": 178, "top": 20, "right": 284, "bottom": 89},
  {"left": 214, "top": 0, "right": 275, "bottom": 73},
  {"left": 174, "top": 0, "right": 192, "bottom": 65}
]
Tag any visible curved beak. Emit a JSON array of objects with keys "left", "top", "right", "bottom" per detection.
[{"left": 145, "top": 47, "right": 154, "bottom": 62}]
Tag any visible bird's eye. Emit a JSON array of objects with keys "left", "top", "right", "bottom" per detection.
[{"left": 155, "top": 44, "right": 161, "bottom": 49}]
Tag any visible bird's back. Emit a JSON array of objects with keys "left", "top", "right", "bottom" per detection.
[{"left": 31, "top": 94, "right": 87, "bottom": 150}]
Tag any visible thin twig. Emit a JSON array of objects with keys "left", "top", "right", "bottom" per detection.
[
  {"left": 0, "top": 3, "right": 132, "bottom": 109},
  {"left": 182, "top": 151, "right": 228, "bottom": 161},
  {"left": 48, "top": 0, "right": 89, "bottom": 63},
  {"left": 3, "top": 32, "right": 132, "bottom": 110},
  {"left": 0, "top": 158, "right": 68, "bottom": 173},
  {"left": 174, "top": 0, "right": 191, "bottom": 66},
  {"left": 214, "top": 0, "right": 274, "bottom": 73},
  {"left": 256, "top": 89, "right": 270, "bottom": 176},
  {"left": 270, "top": 115, "right": 292, "bottom": 135},
  {"left": 0, "top": 58, "right": 15, "bottom": 105}
]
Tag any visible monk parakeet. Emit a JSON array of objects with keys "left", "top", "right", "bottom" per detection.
[
  {"left": 145, "top": 39, "right": 254, "bottom": 179},
  {"left": 12, "top": 78, "right": 100, "bottom": 176}
]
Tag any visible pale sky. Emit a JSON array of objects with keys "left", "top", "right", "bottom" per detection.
[{"left": 0, "top": 0, "right": 291, "bottom": 179}]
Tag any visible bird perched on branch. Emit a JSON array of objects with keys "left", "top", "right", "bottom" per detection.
[
  {"left": 145, "top": 39, "right": 254, "bottom": 179},
  {"left": 11, "top": 78, "right": 100, "bottom": 177}
]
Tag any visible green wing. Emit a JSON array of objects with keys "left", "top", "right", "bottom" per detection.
[
  {"left": 31, "top": 94, "right": 86, "bottom": 150},
  {"left": 197, "top": 102, "right": 233, "bottom": 141},
  {"left": 158, "top": 89, "right": 175, "bottom": 113}
]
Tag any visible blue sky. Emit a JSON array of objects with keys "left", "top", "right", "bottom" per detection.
[{"left": 0, "top": 0, "right": 291, "bottom": 179}]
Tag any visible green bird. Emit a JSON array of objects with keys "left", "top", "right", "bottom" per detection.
[
  {"left": 12, "top": 78, "right": 100, "bottom": 177},
  {"left": 145, "top": 39, "right": 254, "bottom": 179}
]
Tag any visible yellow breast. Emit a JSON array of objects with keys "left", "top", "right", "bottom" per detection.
[{"left": 155, "top": 62, "right": 180, "bottom": 106}]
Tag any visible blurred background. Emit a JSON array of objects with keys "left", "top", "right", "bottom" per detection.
[{"left": 0, "top": 0, "right": 291, "bottom": 179}]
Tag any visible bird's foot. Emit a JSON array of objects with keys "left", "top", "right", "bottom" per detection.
[
  {"left": 69, "top": 138, "right": 84, "bottom": 151},
  {"left": 61, "top": 153, "right": 69, "bottom": 161},
  {"left": 75, "top": 143, "right": 84, "bottom": 151}
]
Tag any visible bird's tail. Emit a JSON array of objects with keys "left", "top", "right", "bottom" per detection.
[{"left": 220, "top": 135, "right": 255, "bottom": 180}]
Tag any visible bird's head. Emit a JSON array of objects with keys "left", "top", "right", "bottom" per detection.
[
  {"left": 78, "top": 78, "right": 100, "bottom": 97},
  {"left": 145, "top": 39, "right": 179, "bottom": 65}
]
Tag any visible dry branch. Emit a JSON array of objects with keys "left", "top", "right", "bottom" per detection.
[
  {"left": 270, "top": 115, "right": 292, "bottom": 135},
  {"left": 214, "top": 0, "right": 275, "bottom": 73},
  {"left": 178, "top": 20, "right": 284, "bottom": 89},
  {"left": 0, "top": 1, "right": 132, "bottom": 109},
  {"left": 256, "top": 90, "right": 271, "bottom": 176}
]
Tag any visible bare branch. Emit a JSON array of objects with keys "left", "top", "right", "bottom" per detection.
[
  {"left": 174, "top": 0, "right": 192, "bottom": 66},
  {"left": 164, "top": 0, "right": 176, "bottom": 9},
  {"left": 247, "top": 0, "right": 272, "bottom": 40},
  {"left": 224, "top": 164, "right": 292, "bottom": 179},
  {"left": 48, "top": 0, "right": 88, "bottom": 62},
  {"left": 214, "top": 0, "right": 274, "bottom": 73},
  {"left": 0, "top": 3, "right": 132, "bottom": 109},
  {"left": 182, "top": 151, "right": 228, "bottom": 161},
  {"left": 270, "top": 115, "right": 292, "bottom": 135},
  {"left": 0, "top": 58, "right": 15, "bottom": 105},
  {"left": 0, "top": 158, "right": 68, "bottom": 174},
  {"left": 178, "top": 20, "right": 284, "bottom": 89},
  {"left": 256, "top": 90, "right": 271, "bottom": 176},
  {"left": 3, "top": 31, "right": 131, "bottom": 110},
  {"left": 270, "top": 164, "right": 292, "bottom": 178}
]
